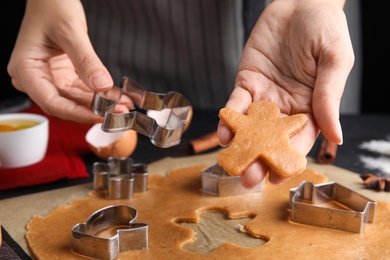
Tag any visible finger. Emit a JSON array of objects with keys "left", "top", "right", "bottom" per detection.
[
  {"left": 267, "top": 170, "right": 290, "bottom": 185},
  {"left": 57, "top": 84, "right": 95, "bottom": 108},
  {"left": 69, "top": 77, "right": 95, "bottom": 93},
  {"left": 290, "top": 113, "right": 319, "bottom": 155},
  {"left": 49, "top": 56, "right": 93, "bottom": 92},
  {"left": 56, "top": 25, "right": 114, "bottom": 92},
  {"left": 312, "top": 19, "right": 354, "bottom": 145},
  {"left": 216, "top": 120, "right": 233, "bottom": 147},
  {"left": 312, "top": 62, "right": 353, "bottom": 145},
  {"left": 59, "top": 86, "right": 131, "bottom": 118},
  {"left": 21, "top": 71, "right": 103, "bottom": 124},
  {"left": 217, "top": 87, "right": 252, "bottom": 146},
  {"left": 44, "top": 96, "right": 104, "bottom": 124},
  {"left": 118, "top": 95, "right": 135, "bottom": 110},
  {"left": 240, "top": 161, "right": 268, "bottom": 188}
]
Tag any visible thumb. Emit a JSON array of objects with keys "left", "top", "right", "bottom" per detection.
[{"left": 312, "top": 72, "right": 346, "bottom": 145}]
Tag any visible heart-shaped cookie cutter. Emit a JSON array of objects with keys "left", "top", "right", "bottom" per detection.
[
  {"left": 91, "top": 76, "right": 192, "bottom": 148},
  {"left": 93, "top": 157, "right": 148, "bottom": 199},
  {"left": 289, "top": 181, "right": 377, "bottom": 233},
  {"left": 71, "top": 205, "right": 148, "bottom": 260}
]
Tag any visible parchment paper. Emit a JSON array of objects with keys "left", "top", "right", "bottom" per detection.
[{"left": 0, "top": 151, "right": 388, "bottom": 257}]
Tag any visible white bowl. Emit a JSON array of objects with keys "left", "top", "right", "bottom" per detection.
[{"left": 0, "top": 113, "right": 49, "bottom": 168}]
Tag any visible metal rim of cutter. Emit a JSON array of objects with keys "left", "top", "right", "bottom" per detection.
[
  {"left": 93, "top": 157, "right": 148, "bottom": 199},
  {"left": 289, "top": 181, "right": 377, "bottom": 233},
  {"left": 71, "top": 205, "right": 148, "bottom": 260},
  {"left": 90, "top": 76, "right": 192, "bottom": 148},
  {"left": 201, "top": 163, "right": 262, "bottom": 196}
]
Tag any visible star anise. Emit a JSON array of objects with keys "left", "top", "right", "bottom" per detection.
[{"left": 360, "top": 173, "right": 390, "bottom": 192}]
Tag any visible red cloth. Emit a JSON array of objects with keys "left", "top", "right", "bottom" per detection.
[{"left": 0, "top": 102, "right": 93, "bottom": 190}]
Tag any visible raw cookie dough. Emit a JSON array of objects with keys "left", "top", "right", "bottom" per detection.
[{"left": 26, "top": 166, "right": 390, "bottom": 259}]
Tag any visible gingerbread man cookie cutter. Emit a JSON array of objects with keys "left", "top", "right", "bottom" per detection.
[
  {"left": 201, "top": 163, "right": 262, "bottom": 196},
  {"left": 93, "top": 157, "right": 148, "bottom": 199},
  {"left": 91, "top": 76, "right": 192, "bottom": 148},
  {"left": 71, "top": 205, "right": 148, "bottom": 260},
  {"left": 289, "top": 181, "right": 377, "bottom": 233}
]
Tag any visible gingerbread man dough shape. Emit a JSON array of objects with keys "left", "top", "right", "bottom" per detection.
[{"left": 218, "top": 100, "right": 308, "bottom": 178}]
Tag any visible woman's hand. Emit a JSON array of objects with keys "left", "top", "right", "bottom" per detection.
[
  {"left": 218, "top": 0, "right": 354, "bottom": 187},
  {"left": 7, "top": 0, "right": 116, "bottom": 123}
]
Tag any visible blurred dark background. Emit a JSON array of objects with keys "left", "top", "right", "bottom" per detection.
[
  {"left": 0, "top": 1, "right": 27, "bottom": 102},
  {"left": 359, "top": 1, "right": 388, "bottom": 114},
  {"left": 1, "top": 1, "right": 388, "bottom": 114}
]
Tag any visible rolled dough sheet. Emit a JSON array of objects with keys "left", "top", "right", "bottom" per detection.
[{"left": 0, "top": 152, "right": 389, "bottom": 258}]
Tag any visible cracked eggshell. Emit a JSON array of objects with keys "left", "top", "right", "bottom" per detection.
[{"left": 85, "top": 123, "right": 138, "bottom": 160}]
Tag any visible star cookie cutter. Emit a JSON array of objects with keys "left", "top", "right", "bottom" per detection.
[
  {"left": 91, "top": 76, "right": 192, "bottom": 148},
  {"left": 201, "top": 163, "right": 262, "bottom": 196},
  {"left": 289, "top": 181, "right": 377, "bottom": 233},
  {"left": 71, "top": 205, "right": 148, "bottom": 260},
  {"left": 93, "top": 157, "right": 148, "bottom": 199}
]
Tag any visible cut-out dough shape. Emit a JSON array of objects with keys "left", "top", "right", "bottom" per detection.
[
  {"left": 218, "top": 100, "right": 308, "bottom": 178},
  {"left": 179, "top": 211, "right": 267, "bottom": 254}
]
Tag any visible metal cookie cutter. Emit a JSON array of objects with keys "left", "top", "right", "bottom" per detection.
[
  {"left": 289, "top": 181, "right": 377, "bottom": 233},
  {"left": 91, "top": 76, "right": 192, "bottom": 148},
  {"left": 72, "top": 205, "right": 148, "bottom": 260},
  {"left": 93, "top": 157, "right": 148, "bottom": 199},
  {"left": 201, "top": 163, "right": 262, "bottom": 196}
]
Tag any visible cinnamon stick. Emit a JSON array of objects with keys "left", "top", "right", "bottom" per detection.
[
  {"left": 190, "top": 131, "right": 220, "bottom": 154},
  {"left": 317, "top": 138, "right": 338, "bottom": 164}
]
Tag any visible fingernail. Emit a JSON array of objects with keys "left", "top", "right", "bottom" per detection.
[{"left": 91, "top": 71, "right": 112, "bottom": 89}]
